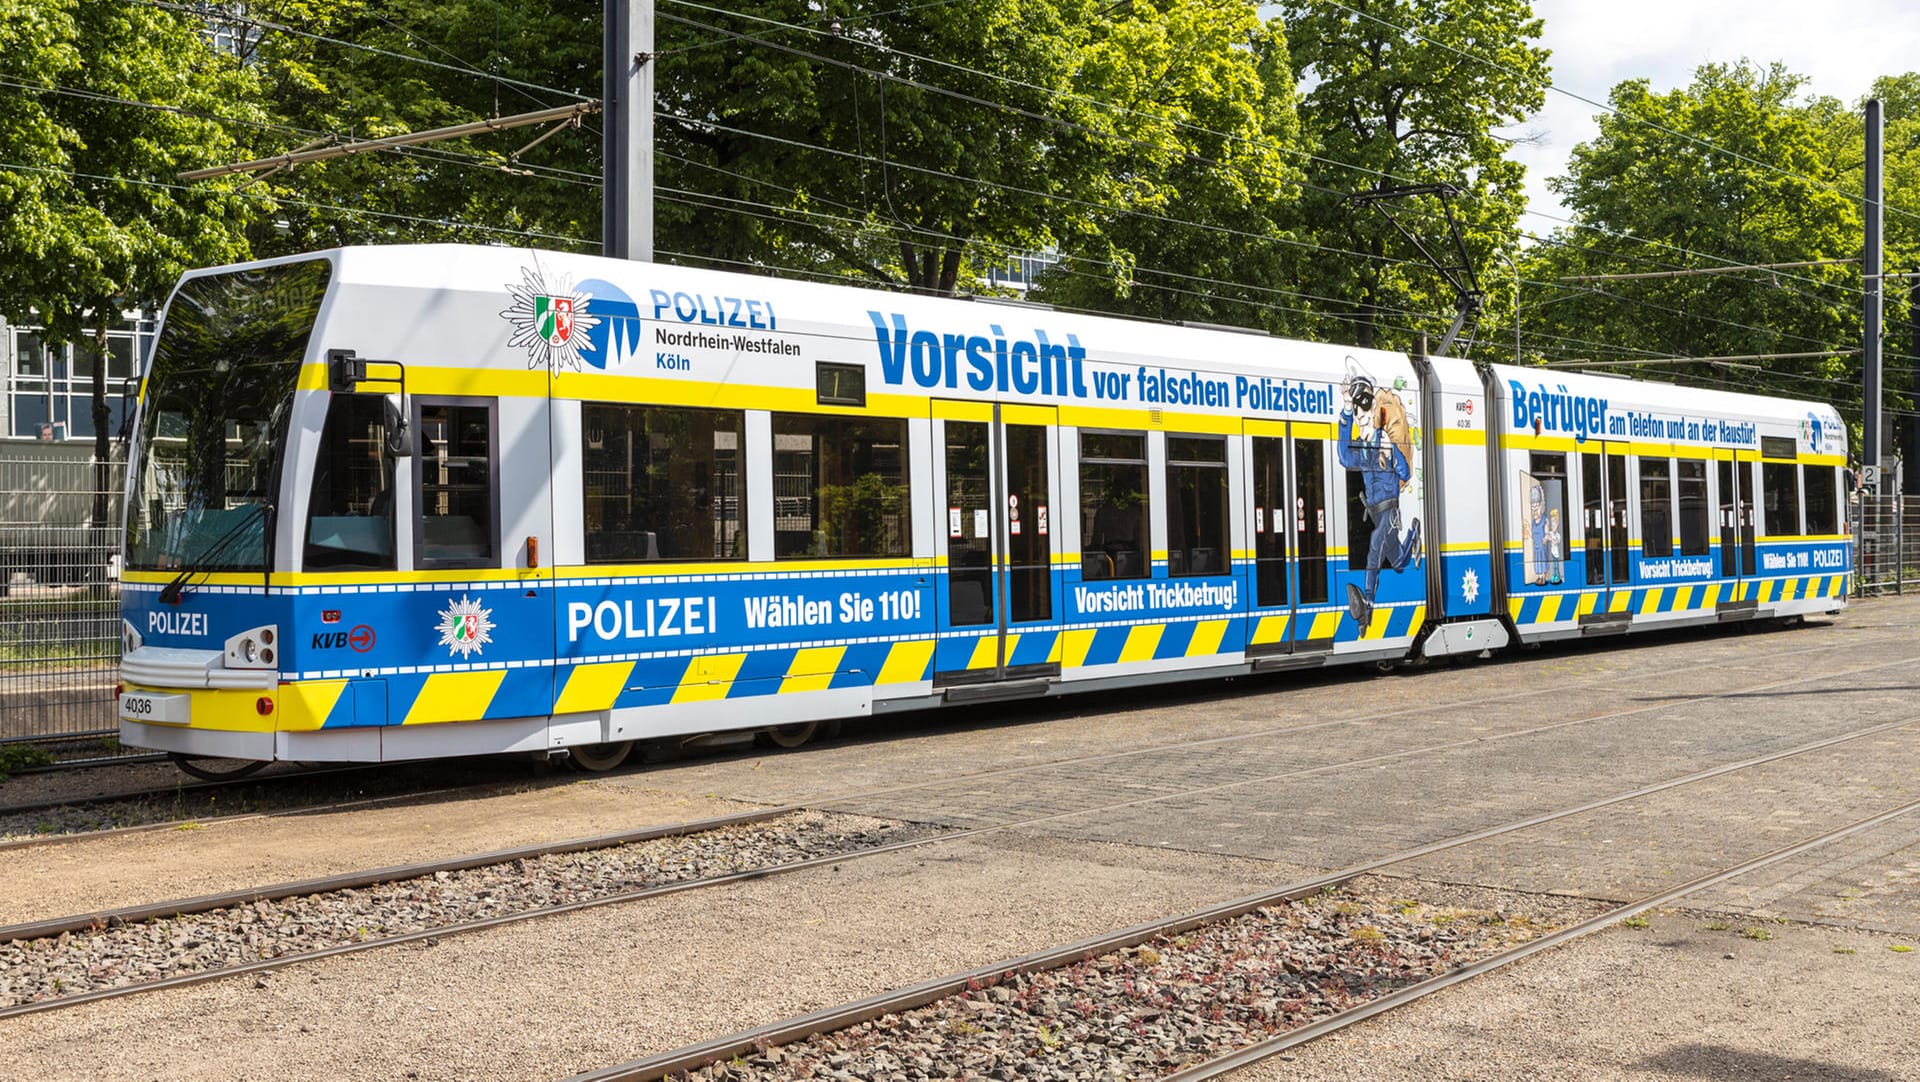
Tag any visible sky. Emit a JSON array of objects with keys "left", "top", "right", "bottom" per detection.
[{"left": 1510, "top": 0, "right": 1918, "bottom": 231}]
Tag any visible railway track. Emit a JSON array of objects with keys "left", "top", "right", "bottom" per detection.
[
  {"left": 565, "top": 731, "right": 1920, "bottom": 1081},
  {"left": 0, "top": 618, "right": 1853, "bottom": 851},
  {"left": 4, "top": 646, "right": 1914, "bottom": 1023}
]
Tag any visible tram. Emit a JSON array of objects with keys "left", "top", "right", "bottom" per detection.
[{"left": 116, "top": 245, "right": 1852, "bottom": 772}]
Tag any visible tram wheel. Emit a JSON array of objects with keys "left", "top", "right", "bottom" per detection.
[
  {"left": 760, "top": 721, "right": 820, "bottom": 749},
  {"left": 568, "top": 740, "right": 634, "bottom": 773},
  {"left": 168, "top": 753, "right": 268, "bottom": 782}
]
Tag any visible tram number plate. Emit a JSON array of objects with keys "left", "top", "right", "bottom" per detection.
[{"left": 119, "top": 691, "right": 189, "bottom": 725}]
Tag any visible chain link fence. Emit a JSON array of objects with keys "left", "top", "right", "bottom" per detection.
[
  {"left": 0, "top": 454, "right": 130, "bottom": 765},
  {"left": 1853, "top": 491, "right": 1920, "bottom": 595}
]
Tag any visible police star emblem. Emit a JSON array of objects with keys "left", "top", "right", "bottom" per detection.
[
  {"left": 436, "top": 595, "right": 495, "bottom": 660},
  {"left": 502, "top": 265, "right": 601, "bottom": 371}
]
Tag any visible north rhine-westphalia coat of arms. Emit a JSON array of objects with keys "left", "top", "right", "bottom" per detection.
[{"left": 501, "top": 265, "right": 602, "bottom": 371}]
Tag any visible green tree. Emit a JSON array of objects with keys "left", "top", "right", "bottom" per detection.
[
  {"left": 238, "top": 0, "right": 603, "bottom": 257},
  {"left": 1525, "top": 63, "right": 1864, "bottom": 403},
  {"left": 0, "top": 0, "right": 262, "bottom": 524},
  {"left": 655, "top": 0, "right": 1122, "bottom": 295},
  {"left": 1029, "top": 2, "right": 1308, "bottom": 330},
  {"left": 1276, "top": 0, "right": 1551, "bottom": 350}
]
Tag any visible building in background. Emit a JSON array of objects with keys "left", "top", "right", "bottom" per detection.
[{"left": 0, "top": 311, "right": 147, "bottom": 452}]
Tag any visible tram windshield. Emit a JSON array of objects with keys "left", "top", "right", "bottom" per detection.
[{"left": 125, "top": 260, "right": 331, "bottom": 572}]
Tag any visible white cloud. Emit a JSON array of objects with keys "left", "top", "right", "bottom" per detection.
[{"left": 1515, "top": 0, "right": 1918, "bottom": 230}]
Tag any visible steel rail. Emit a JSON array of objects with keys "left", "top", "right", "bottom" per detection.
[
  {"left": 7, "top": 680, "right": 1915, "bottom": 1023},
  {"left": 1163, "top": 796, "right": 1920, "bottom": 1080},
  {"left": 5, "top": 632, "right": 1910, "bottom": 1023},
  {"left": 565, "top": 708, "right": 1920, "bottom": 1082},
  {"left": 12, "top": 642, "right": 1908, "bottom": 941},
  {"left": 0, "top": 806, "right": 785, "bottom": 943}
]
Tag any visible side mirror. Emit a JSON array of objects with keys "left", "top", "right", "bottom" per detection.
[{"left": 384, "top": 397, "right": 413, "bottom": 457}]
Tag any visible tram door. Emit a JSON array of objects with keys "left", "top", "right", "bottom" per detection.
[
  {"left": 1580, "top": 443, "right": 1631, "bottom": 607},
  {"left": 1247, "top": 425, "right": 1331, "bottom": 655},
  {"left": 1717, "top": 453, "right": 1758, "bottom": 583},
  {"left": 933, "top": 402, "right": 1061, "bottom": 685}
]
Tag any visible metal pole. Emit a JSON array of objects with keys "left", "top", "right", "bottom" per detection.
[
  {"left": 1864, "top": 99, "right": 1884, "bottom": 474},
  {"left": 1501, "top": 251, "right": 1519, "bottom": 363},
  {"left": 602, "top": 0, "right": 653, "bottom": 261}
]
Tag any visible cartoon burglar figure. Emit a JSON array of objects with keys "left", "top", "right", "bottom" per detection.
[{"left": 1337, "top": 365, "right": 1422, "bottom": 628}]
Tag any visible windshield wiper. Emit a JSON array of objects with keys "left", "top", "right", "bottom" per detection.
[{"left": 158, "top": 503, "right": 270, "bottom": 606}]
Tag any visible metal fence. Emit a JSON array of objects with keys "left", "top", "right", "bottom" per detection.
[
  {"left": 1853, "top": 491, "right": 1920, "bottom": 595},
  {"left": 0, "top": 454, "right": 127, "bottom": 763}
]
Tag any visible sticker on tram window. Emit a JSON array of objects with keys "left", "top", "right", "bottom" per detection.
[
  {"left": 1009, "top": 494, "right": 1022, "bottom": 535},
  {"left": 974, "top": 509, "right": 988, "bottom": 537},
  {"left": 949, "top": 507, "right": 962, "bottom": 538},
  {"left": 1255, "top": 507, "right": 1265, "bottom": 533},
  {"left": 1037, "top": 505, "right": 1048, "bottom": 536}
]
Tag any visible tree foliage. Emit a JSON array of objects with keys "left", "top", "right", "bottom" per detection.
[
  {"left": 1276, "top": 0, "right": 1551, "bottom": 350},
  {"left": 1523, "top": 62, "right": 1898, "bottom": 415}
]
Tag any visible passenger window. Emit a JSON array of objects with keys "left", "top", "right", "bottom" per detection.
[
  {"left": 582, "top": 405, "right": 744, "bottom": 562},
  {"left": 1803, "top": 465, "right": 1838, "bottom": 535},
  {"left": 1166, "top": 435, "right": 1228, "bottom": 577},
  {"left": 416, "top": 400, "right": 496, "bottom": 567},
  {"left": 304, "top": 394, "right": 395, "bottom": 570},
  {"left": 772, "top": 413, "right": 910, "bottom": 558},
  {"left": 1080, "top": 432, "right": 1149, "bottom": 580},
  {"left": 1521, "top": 452, "right": 1568, "bottom": 585},
  {"left": 1638, "top": 457, "right": 1672, "bottom": 559},
  {"left": 1676, "top": 458, "right": 1710, "bottom": 556},
  {"left": 1762, "top": 461, "right": 1801, "bottom": 537}
]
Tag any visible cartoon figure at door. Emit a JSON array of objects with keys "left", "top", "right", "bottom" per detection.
[{"left": 1338, "top": 361, "right": 1422, "bottom": 628}]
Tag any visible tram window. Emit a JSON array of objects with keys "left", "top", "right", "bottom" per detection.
[
  {"left": 304, "top": 394, "right": 395, "bottom": 570},
  {"left": 415, "top": 401, "right": 497, "bottom": 568},
  {"left": 1803, "top": 465, "right": 1839, "bottom": 535},
  {"left": 583, "top": 405, "right": 744, "bottom": 562},
  {"left": 1638, "top": 457, "right": 1672, "bottom": 558},
  {"left": 1762, "top": 462, "right": 1801, "bottom": 536},
  {"left": 772, "top": 414, "right": 910, "bottom": 558},
  {"left": 1166, "top": 435, "right": 1228, "bottom": 577},
  {"left": 1080, "top": 432, "right": 1148, "bottom": 580},
  {"left": 1676, "top": 458, "right": 1710, "bottom": 556},
  {"left": 1522, "top": 453, "right": 1568, "bottom": 586}
]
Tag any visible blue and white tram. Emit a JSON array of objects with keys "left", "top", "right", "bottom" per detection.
[{"left": 115, "top": 245, "right": 1851, "bottom": 769}]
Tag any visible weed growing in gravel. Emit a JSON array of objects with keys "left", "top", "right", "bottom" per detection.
[
  {"left": 1742, "top": 927, "right": 1773, "bottom": 941},
  {"left": 1706, "top": 921, "right": 1732, "bottom": 931},
  {"left": 1892, "top": 945, "right": 1914, "bottom": 953},
  {"left": 1620, "top": 916, "right": 1649, "bottom": 929},
  {"left": 1349, "top": 926, "right": 1386, "bottom": 946},
  {"left": 173, "top": 822, "right": 203, "bottom": 832},
  {"left": 1035, "top": 1024, "right": 1061, "bottom": 1050},
  {"left": 943, "top": 1018, "right": 981, "bottom": 1037},
  {"left": 1834, "top": 947, "right": 1857, "bottom": 955}
]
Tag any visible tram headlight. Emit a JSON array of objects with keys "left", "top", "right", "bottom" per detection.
[{"left": 224, "top": 625, "right": 281, "bottom": 671}]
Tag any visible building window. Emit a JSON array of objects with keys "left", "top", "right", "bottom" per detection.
[
  {"left": 1080, "top": 431, "right": 1148, "bottom": 580},
  {"left": 582, "top": 404, "right": 744, "bottom": 562},
  {"left": 772, "top": 413, "right": 910, "bottom": 559},
  {"left": 9, "top": 320, "right": 146, "bottom": 441},
  {"left": 1166, "top": 435, "right": 1228, "bottom": 577},
  {"left": 1639, "top": 457, "right": 1672, "bottom": 558}
]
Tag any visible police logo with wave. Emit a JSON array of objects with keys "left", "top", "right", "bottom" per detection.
[{"left": 501, "top": 266, "right": 643, "bottom": 372}]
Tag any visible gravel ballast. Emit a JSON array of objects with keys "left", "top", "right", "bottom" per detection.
[
  {"left": 1, "top": 810, "right": 925, "bottom": 1009},
  {"left": 681, "top": 879, "right": 1602, "bottom": 1081}
]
